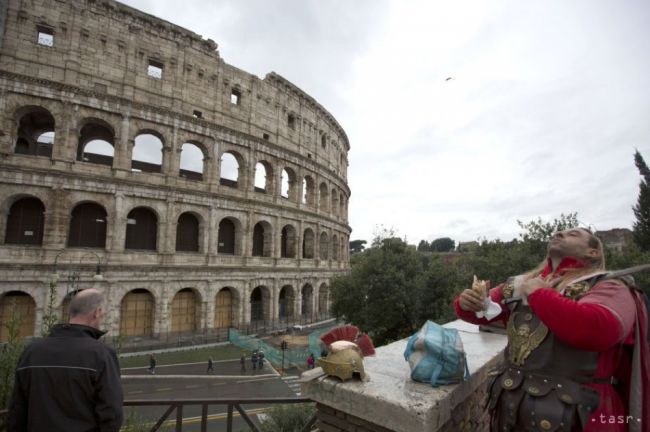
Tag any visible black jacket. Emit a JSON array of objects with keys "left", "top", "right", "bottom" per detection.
[{"left": 8, "top": 324, "right": 123, "bottom": 432}]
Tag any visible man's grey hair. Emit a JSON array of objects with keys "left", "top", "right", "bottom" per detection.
[{"left": 69, "top": 289, "right": 105, "bottom": 318}]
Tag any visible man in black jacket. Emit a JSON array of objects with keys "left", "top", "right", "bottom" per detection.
[{"left": 8, "top": 288, "right": 123, "bottom": 432}]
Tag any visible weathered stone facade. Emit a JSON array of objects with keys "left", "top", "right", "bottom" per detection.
[{"left": 0, "top": 0, "right": 351, "bottom": 341}]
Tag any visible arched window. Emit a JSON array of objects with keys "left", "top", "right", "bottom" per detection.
[
  {"left": 319, "top": 232, "right": 329, "bottom": 260},
  {"left": 5, "top": 197, "right": 45, "bottom": 245},
  {"left": 279, "top": 285, "right": 294, "bottom": 320},
  {"left": 252, "top": 221, "right": 272, "bottom": 257},
  {"left": 0, "top": 291, "right": 36, "bottom": 340},
  {"left": 301, "top": 284, "right": 313, "bottom": 317},
  {"left": 302, "top": 228, "right": 314, "bottom": 259},
  {"left": 68, "top": 202, "right": 107, "bottom": 248},
  {"left": 331, "top": 189, "right": 339, "bottom": 216},
  {"left": 171, "top": 288, "right": 198, "bottom": 333},
  {"left": 319, "top": 183, "right": 329, "bottom": 212},
  {"left": 281, "top": 168, "right": 297, "bottom": 201},
  {"left": 179, "top": 142, "right": 204, "bottom": 181},
  {"left": 220, "top": 152, "right": 240, "bottom": 187},
  {"left": 14, "top": 107, "right": 55, "bottom": 157},
  {"left": 318, "top": 284, "right": 329, "bottom": 317},
  {"left": 250, "top": 286, "right": 269, "bottom": 322},
  {"left": 125, "top": 207, "right": 157, "bottom": 251},
  {"left": 281, "top": 225, "right": 296, "bottom": 258},
  {"left": 77, "top": 120, "right": 115, "bottom": 166},
  {"left": 332, "top": 235, "right": 339, "bottom": 261},
  {"left": 215, "top": 288, "right": 233, "bottom": 328},
  {"left": 340, "top": 193, "right": 345, "bottom": 218},
  {"left": 132, "top": 133, "right": 163, "bottom": 173},
  {"left": 218, "top": 218, "right": 236, "bottom": 255},
  {"left": 176, "top": 212, "right": 199, "bottom": 252},
  {"left": 120, "top": 289, "right": 154, "bottom": 337},
  {"left": 254, "top": 162, "right": 273, "bottom": 193},
  {"left": 302, "top": 176, "right": 315, "bottom": 206}
]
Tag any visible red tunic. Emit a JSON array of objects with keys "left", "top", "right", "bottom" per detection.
[{"left": 454, "top": 258, "right": 648, "bottom": 432}]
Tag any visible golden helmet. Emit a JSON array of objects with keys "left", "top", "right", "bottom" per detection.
[{"left": 317, "top": 348, "right": 368, "bottom": 382}]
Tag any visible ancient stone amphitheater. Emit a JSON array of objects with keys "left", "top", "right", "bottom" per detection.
[{"left": 0, "top": 0, "right": 351, "bottom": 344}]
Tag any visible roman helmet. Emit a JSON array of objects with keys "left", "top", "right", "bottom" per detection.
[{"left": 317, "top": 348, "right": 368, "bottom": 382}]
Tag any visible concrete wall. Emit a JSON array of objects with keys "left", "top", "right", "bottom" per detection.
[{"left": 302, "top": 320, "right": 507, "bottom": 432}]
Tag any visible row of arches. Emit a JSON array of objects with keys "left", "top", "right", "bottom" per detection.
[
  {"left": 3, "top": 196, "right": 348, "bottom": 259},
  {"left": 12, "top": 106, "right": 348, "bottom": 218},
  {"left": 0, "top": 283, "right": 330, "bottom": 340}
]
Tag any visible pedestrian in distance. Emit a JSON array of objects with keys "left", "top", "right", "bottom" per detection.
[
  {"left": 307, "top": 353, "right": 315, "bottom": 369},
  {"left": 240, "top": 353, "right": 246, "bottom": 373},
  {"left": 258, "top": 351, "right": 264, "bottom": 370},
  {"left": 251, "top": 350, "right": 258, "bottom": 370},
  {"left": 7, "top": 288, "right": 123, "bottom": 432},
  {"left": 148, "top": 354, "right": 156, "bottom": 375},
  {"left": 206, "top": 357, "right": 214, "bottom": 374}
]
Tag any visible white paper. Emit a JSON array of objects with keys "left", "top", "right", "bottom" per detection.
[{"left": 475, "top": 297, "right": 502, "bottom": 320}]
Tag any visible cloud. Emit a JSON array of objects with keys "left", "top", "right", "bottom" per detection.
[{"left": 121, "top": 0, "right": 650, "bottom": 245}]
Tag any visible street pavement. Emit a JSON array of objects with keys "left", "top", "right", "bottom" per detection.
[{"left": 121, "top": 359, "right": 306, "bottom": 431}]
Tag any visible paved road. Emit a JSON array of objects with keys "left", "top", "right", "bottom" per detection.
[
  {"left": 122, "top": 361, "right": 306, "bottom": 431},
  {"left": 122, "top": 359, "right": 272, "bottom": 377}
]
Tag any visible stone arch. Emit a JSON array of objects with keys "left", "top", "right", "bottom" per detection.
[
  {"left": 5, "top": 196, "right": 45, "bottom": 245},
  {"left": 280, "top": 224, "right": 297, "bottom": 258},
  {"left": 132, "top": 131, "right": 164, "bottom": 173},
  {"left": 0, "top": 291, "right": 36, "bottom": 340},
  {"left": 179, "top": 141, "right": 205, "bottom": 181},
  {"left": 301, "top": 284, "right": 314, "bottom": 317},
  {"left": 170, "top": 288, "right": 200, "bottom": 333},
  {"left": 279, "top": 285, "right": 295, "bottom": 320},
  {"left": 14, "top": 105, "right": 55, "bottom": 157},
  {"left": 119, "top": 288, "right": 155, "bottom": 337},
  {"left": 77, "top": 117, "right": 115, "bottom": 167},
  {"left": 339, "top": 192, "right": 345, "bottom": 218},
  {"left": 318, "top": 283, "right": 329, "bottom": 317},
  {"left": 319, "top": 231, "right": 329, "bottom": 260},
  {"left": 319, "top": 182, "right": 329, "bottom": 212},
  {"left": 176, "top": 212, "right": 200, "bottom": 252},
  {"left": 214, "top": 287, "right": 237, "bottom": 328},
  {"left": 302, "top": 228, "right": 315, "bottom": 258},
  {"left": 250, "top": 285, "right": 271, "bottom": 322},
  {"left": 332, "top": 234, "right": 339, "bottom": 261},
  {"left": 68, "top": 201, "right": 107, "bottom": 248},
  {"left": 219, "top": 150, "right": 244, "bottom": 188},
  {"left": 281, "top": 167, "right": 298, "bottom": 201},
  {"left": 125, "top": 206, "right": 158, "bottom": 251},
  {"left": 254, "top": 160, "right": 274, "bottom": 194},
  {"left": 302, "top": 175, "right": 315, "bottom": 207},
  {"left": 218, "top": 216, "right": 242, "bottom": 255},
  {"left": 331, "top": 188, "right": 339, "bottom": 216},
  {"left": 252, "top": 220, "right": 273, "bottom": 257}
]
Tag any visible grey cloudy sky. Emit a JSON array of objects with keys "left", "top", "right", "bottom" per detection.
[{"left": 120, "top": 0, "right": 650, "bottom": 244}]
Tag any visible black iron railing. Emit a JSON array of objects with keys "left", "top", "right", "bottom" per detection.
[
  {"left": 1, "top": 398, "right": 316, "bottom": 432},
  {"left": 123, "top": 397, "right": 316, "bottom": 432}
]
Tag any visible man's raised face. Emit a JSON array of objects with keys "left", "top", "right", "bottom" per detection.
[{"left": 547, "top": 228, "right": 597, "bottom": 260}]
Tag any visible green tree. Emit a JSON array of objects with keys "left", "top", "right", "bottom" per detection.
[
  {"left": 260, "top": 403, "right": 316, "bottom": 432},
  {"left": 633, "top": 150, "right": 650, "bottom": 251},
  {"left": 516, "top": 212, "right": 579, "bottom": 242},
  {"left": 431, "top": 237, "right": 455, "bottom": 252},
  {"left": 349, "top": 239, "right": 367, "bottom": 254},
  {"left": 331, "top": 236, "right": 424, "bottom": 345},
  {"left": 0, "top": 299, "right": 26, "bottom": 411},
  {"left": 417, "top": 240, "right": 430, "bottom": 252},
  {"left": 41, "top": 281, "right": 59, "bottom": 336}
]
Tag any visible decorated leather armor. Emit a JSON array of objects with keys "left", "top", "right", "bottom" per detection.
[{"left": 488, "top": 278, "right": 606, "bottom": 432}]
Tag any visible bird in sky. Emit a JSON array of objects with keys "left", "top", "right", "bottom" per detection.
[{"left": 445, "top": 77, "right": 454, "bottom": 81}]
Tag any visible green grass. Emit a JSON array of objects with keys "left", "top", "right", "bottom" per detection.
[{"left": 119, "top": 344, "right": 249, "bottom": 369}]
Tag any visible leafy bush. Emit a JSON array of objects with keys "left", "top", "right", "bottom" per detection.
[{"left": 259, "top": 403, "right": 316, "bottom": 432}]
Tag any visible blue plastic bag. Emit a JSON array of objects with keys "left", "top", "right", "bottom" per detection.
[{"left": 403, "top": 320, "right": 470, "bottom": 386}]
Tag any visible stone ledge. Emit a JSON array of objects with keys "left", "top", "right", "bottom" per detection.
[{"left": 302, "top": 320, "right": 507, "bottom": 432}]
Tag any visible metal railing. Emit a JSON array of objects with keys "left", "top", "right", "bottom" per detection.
[{"left": 0, "top": 398, "right": 317, "bottom": 432}]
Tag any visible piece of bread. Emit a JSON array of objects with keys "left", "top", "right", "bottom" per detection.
[{"left": 472, "top": 275, "right": 488, "bottom": 298}]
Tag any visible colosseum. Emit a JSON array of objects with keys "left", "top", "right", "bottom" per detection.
[{"left": 0, "top": 0, "right": 351, "bottom": 345}]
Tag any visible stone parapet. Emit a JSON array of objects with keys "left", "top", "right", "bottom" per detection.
[{"left": 301, "top": 320, "right": 507, "bottom": 432}]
